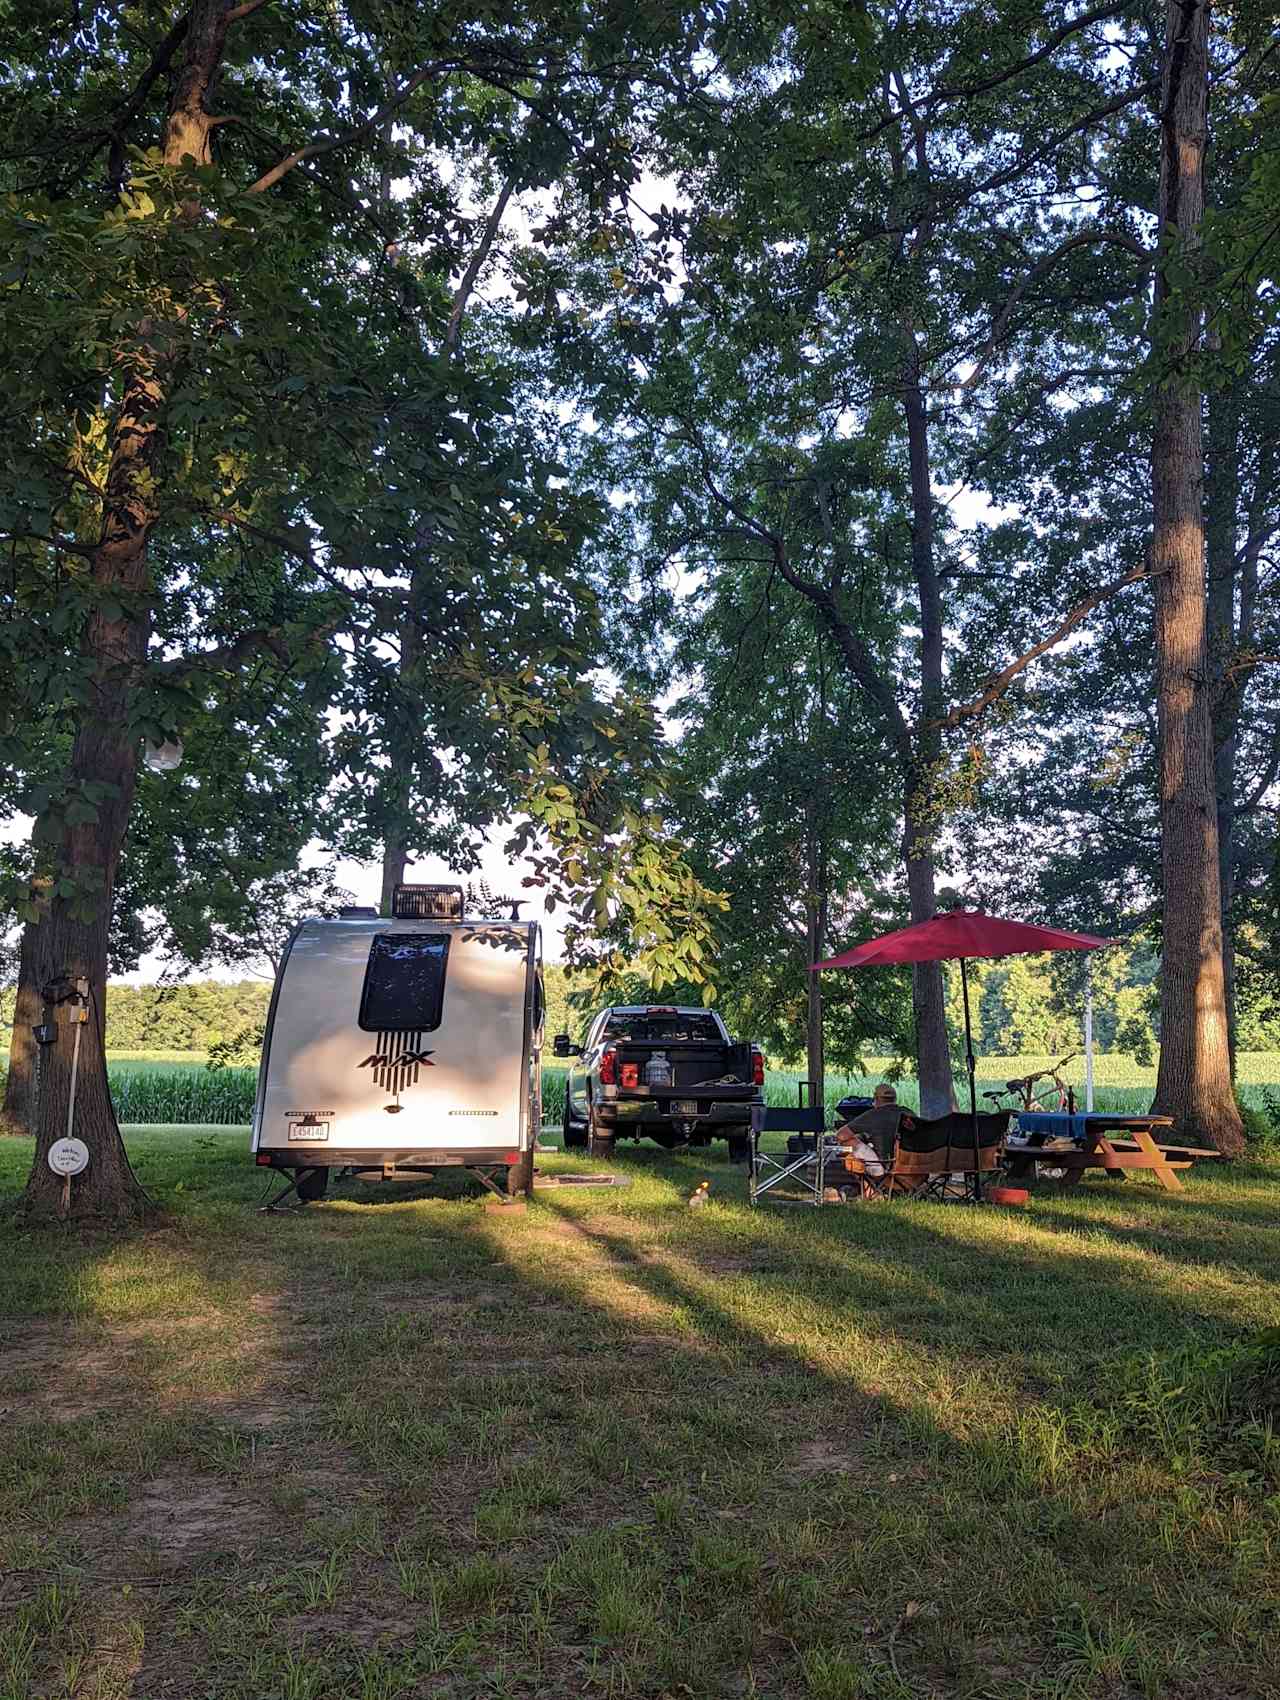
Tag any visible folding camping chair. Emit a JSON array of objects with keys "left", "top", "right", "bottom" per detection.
[
  {"left": 839, "top": 1111, "right": 1010, "bottom": 1201},
  {"left": 749, "top": 1100, "right": 833, "bottom": 1207}
]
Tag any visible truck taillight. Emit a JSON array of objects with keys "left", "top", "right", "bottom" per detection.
[
  {"left": 620, "top": 1062, "right": 639, "bottom": 1089},
  {"left": 599, "top": 1048, "right": 617, "bottom": 1085},
  {"left": 752, "top": 1048, "right": 765, "bottom": 1087}
]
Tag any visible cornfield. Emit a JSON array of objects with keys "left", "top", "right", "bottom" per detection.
[
  {"left": 107, "top": 1063, "right": 257, "bottom": 1125},
  {"left": 1, "top": 1054, "right": 1274, "bottom": 1127}
]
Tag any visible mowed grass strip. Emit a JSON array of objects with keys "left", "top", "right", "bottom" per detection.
[{"left": 2, "top": 1128, "right": 1279, "bottom": 1698}]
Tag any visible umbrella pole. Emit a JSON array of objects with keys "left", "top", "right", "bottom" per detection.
[
  {"left": 1084, "top": 955, "right": 1095, "bottom": 1113},
  {"left": 960, "top": 957, "right": 982, "bottom": 1202}
]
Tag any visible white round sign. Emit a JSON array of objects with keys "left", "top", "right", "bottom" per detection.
[{"left": 48, "top": 1138, "right": 90, "bottom": 1177}]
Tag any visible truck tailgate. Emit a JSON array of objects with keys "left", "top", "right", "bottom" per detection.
[{"left": 612, "top": 1044, "right": 753, "bottom": 1090}]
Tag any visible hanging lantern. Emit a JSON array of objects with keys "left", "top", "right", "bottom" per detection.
[{"left": 143, "top": 737, "right": 184, "bottom": 773}]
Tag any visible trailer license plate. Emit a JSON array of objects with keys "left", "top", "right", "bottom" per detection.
[
  {"left": 286, "top": 1111, "right": 333, "bottom": 1141},
  {"left": 672, "top": 1100, "right": 698, "bottom": 1116}
]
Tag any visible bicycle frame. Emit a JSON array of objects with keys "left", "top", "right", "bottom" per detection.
[{"left": 984, "top": 1051, "right": 1080, "bottom": 1114}]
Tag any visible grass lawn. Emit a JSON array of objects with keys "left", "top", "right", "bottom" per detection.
[{"left": 2, "top": 1129, "right": 1280, "bottom": 1698}]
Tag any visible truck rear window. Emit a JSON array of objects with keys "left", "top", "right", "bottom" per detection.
[
  {"left": 359, "top": 934, "right": 450, "bottom": 1032},
  {"left": 602, "top": 1013, "right": 721, "bottom": 1044}
]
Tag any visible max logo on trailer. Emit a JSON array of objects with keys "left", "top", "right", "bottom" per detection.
[{"left": 357, "top": 1030, "right": 435, "bottom": 1113}]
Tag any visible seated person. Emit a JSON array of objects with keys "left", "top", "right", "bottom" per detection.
[{"left": 835, "top": 1083, "right": 913, "bottom": 1165}]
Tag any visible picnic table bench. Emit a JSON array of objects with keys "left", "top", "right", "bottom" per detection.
[{"left": 1005, "top": 1113, "right": 1221, "bottom": 1192}]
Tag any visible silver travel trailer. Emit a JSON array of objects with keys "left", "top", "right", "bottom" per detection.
[{"left": 251, "top": 884, "right": 543, "bottom": 1203}]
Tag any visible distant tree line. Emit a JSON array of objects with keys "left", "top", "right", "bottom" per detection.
[
  {"left": 1, "top": 981, "right": 269, "bottom": 1057},
  {"left": 2, "top": 950, "right": 1276, "bottom": 1072},
  {"left": 544, "top": 955, "right": 1280, "bottom": 1067}
]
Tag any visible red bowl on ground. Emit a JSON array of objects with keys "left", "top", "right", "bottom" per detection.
[{"left": 989, "top": 1186, "right": 1029, "bottom": 1207}]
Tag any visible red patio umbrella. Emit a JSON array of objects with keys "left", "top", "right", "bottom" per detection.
[{"left": 811, "top": 910, "right": 1110, "bottom": 1199}]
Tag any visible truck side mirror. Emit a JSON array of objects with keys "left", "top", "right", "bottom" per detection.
[{"left": 552, "top": 1034, "right": 581, "bottom": 1058}]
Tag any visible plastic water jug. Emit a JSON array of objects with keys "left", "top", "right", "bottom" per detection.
[{"left": 643, "top": 1051, "right": 673, "bottom": 1089}]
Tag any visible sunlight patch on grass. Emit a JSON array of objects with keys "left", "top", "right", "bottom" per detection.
[{"left": 3, "top": 1129, "right": 1280, "bottom": 1696}]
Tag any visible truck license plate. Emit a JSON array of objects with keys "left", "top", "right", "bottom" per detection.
[{"left": 672, "top": 1100, "right": 698, "bottom": 1116}]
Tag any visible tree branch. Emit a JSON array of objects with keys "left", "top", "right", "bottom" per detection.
[
  {"left": 1225, "top": 653, "right": 1280, "bottom": 679},
  {"left": 153, "top": 626, "right": 292, "bottom": 678},
  {"left": 444, "top": 176, "right": 516, "bottom": 352},
  {"left": 819, "top": 81, "right": 1157, "bottom": 296},
  {"left": 0, "top": 529, "right": 96, "bottom": 557},
  {"left": 852, "top": 4, "right": 1131, "bottom": 142},
  {"left": 930, "top": 4, "right": 1129, "bottom": 106},
  {"left": 928, "top": 562, "right": 1157, "bottom": 734},
  {"left": 968, "top": 81, "right": 1160, "bottom": 208},
  {"left": 245, "top": 59, "right": 461, "bottom": 195},
  {"left": 107, "top": 9, "right": 193, "bottom": 195},
  {"left": 234, "top": 116, "right": 395, "bottom": 241},
  {"left": 155, "top": 613, "right": 347, "bottom": 682},
  {"left": 683, "top": 430, "right": 915, "bottom": 768},
  {"left": 1239, "top": 717, "right": 1280, "bottom": 812},
  {"left": 959, "top": 230, "right": 1152, "bottom": 391},
  {"left": 187, "top": 505, "right": 402, "bottom": 606}
]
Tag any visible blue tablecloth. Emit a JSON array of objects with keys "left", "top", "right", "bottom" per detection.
[{"left": 1014, "top": 1111, "right": 1092, "bottom": 1143}]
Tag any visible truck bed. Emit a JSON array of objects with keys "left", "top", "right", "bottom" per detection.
[{"left": 610, "top": 1040, "right": 755, "bottom": 1093}]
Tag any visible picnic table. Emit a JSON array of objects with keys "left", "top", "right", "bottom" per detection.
[{"left": 1005, "top": 1112, "right": 1220, "bottom": 1191}]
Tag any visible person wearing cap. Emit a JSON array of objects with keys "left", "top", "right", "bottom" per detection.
[{"left": 837, "top": 1083, "right": 910, "bottom": 1166}]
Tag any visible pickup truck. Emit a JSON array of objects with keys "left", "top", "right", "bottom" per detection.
[{"left": 553, "top": 1005, "right": 765, "bottom": 1160}]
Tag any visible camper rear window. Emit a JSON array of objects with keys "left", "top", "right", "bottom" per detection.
[{"left": 359, "top": 934, "right": 450, "bottom": 1032}]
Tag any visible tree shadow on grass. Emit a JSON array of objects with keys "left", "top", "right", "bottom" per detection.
[
  {"left": 439, "top": 1192, "right": 1279, "bottom": 1696},
  {"left": 1016, "top": 1185, "right": 1280, "bottom": 1277},
  {"left": 5, "top": 1132, "right": 1279, "bottom": 1699},
  {"left": 608, "top": 1159, "right": 1276, "bottom": 1350}
]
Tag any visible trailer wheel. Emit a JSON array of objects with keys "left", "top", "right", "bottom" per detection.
[
  {"left": 506, "top": 1149, "right": 535, "bottom": 1197},
  {"left": 295, "top": 1167, "right": 329, "bottom": 1202},
  {"left": 562, "top": 1096, "right": 587, "bottom": 1150}
]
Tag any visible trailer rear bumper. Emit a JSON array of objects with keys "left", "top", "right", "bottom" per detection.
[{"left": 254, "top": 1147, "right": 523, "bottom": 1170}]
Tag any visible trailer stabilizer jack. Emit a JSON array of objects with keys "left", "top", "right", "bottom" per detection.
[{"left": 258, "top": 1169, "right": 322, "bottom": 1212}]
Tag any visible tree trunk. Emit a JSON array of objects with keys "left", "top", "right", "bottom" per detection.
[
  {"left": 904, "top": 793, "right": 954, "bottom": 1117},
  {"left": 379, "top": 531, "right": 430, "bottom": 915},
  {"left": 2, "top": 882, "right": 49, "bottom": 1135},
  {"left": 1149, "top": 0, "right": 1243, "bottom": 1154},
  {"left": 377, "top": 616, "right": 421, "bottom": 915},
  {"left": 804, "top": 810, "right": 826, "bottom": 1110},
  {"left": 22, "top": 381, "right": 163, "bottom": 1220},
  {"left": 3, "top": 999, "right": 40, "bottom": 1135},
  {"left": 901, "top": 337, "right": 955, "bottom": 1119},
  {"left": 1205, "top": 387, "right": 1240, "bottom": 1074},
  {"left": 21, "top": 0, "right": 231, "bottom": 1221},
  {"left": 380, "top": 839, "right": 409, "bottom": 917}
]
